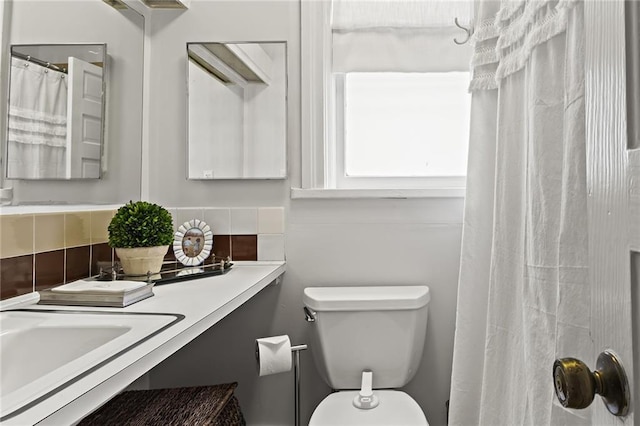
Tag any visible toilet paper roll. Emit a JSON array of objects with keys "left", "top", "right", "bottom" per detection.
[{"left": 256, "top": 335, "right": 292, "bottom": 376}]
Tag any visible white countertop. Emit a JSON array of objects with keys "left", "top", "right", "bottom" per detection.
[{"left": 2, "top": 261, "right": 286, "bottom": 426}]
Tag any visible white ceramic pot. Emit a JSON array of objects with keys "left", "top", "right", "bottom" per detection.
[{"left": 115, "top": 245, "right": 169, "bottom": 276}]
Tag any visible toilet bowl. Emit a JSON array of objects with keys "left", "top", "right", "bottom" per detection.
[
  {"left": 303, "top": 286, "right": 430, "bottom": 426},
  {"left": 310, "top": 390, "right": 428, "bottom": 426}
]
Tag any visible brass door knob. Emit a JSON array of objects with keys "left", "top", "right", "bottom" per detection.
[{"left": 553, "top": 350, "right": 630, "bottom": 416}]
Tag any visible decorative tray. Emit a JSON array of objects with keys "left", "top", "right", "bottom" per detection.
[{"left": 97, "top": 259, "right": 233, "bottom": 286}]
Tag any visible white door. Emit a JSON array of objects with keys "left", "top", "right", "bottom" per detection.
[
  {"left": 66, "top": 57, "right": 103, "bottom": 179},
  {"left": 583, "top": 1, "right": 638, "bottom": 424}
]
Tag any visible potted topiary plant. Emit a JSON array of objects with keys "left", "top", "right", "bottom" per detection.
[{"left": 108, "top": 201, "right": 174, "bottom": 276}]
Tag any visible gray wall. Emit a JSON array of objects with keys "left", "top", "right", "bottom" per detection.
[
  {"left": 2, "top": 1, "right": 144, "bottom": 204},
  {"left": 143, "top": 2, "right": 463, "bottom": 425}
]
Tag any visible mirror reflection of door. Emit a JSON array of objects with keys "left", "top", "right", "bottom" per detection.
[
  {"left": 67, "top": 57, "right": 103, "bottom": 179},
  {"left": 186, "top": 42, "right": 287, "bottom": 179}
]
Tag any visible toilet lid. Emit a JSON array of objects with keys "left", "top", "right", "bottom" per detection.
[{"left": 309, "top": 390, "right": 429, "bottom": 426}]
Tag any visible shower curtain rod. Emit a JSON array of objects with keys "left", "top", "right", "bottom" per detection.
[{"left": 11, "top": 51, "right": 66, "bottom": 73}]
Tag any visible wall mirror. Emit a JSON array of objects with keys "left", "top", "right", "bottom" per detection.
[
  {"left": 6, "top": 44, "right": 106, "bottom": 180},
  {"left": 186, "top": 41, "right": 287, "bottom": 179}
]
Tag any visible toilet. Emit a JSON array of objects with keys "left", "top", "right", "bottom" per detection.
[{"left": 303, "top": 285, "right": 430, "bottom": 426}]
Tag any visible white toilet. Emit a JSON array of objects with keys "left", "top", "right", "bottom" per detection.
[{"left": 303, "top": 285, "right": 431, "bottom": 426}]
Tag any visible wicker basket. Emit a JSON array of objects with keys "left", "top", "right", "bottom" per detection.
[{"left": 79, "top": 382, "right": 246, "bottom": 426}]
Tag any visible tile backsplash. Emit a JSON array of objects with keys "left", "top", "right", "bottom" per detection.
[
  {"left": 1, "top": 209, "right": 116, "bottom": 300},
  {"left": 170, "top": 207, "right": 285, "bottom": 262},
  {"left": 0, "top": 206, "right": 285, "bottom": 301}
]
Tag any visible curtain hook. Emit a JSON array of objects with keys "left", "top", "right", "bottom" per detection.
[{"left": 454, "top": 17, "right": 473, "bottom": 45}]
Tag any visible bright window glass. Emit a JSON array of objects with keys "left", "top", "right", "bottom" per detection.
[{"left": 344, "top": 71, "right": 471, "bottom": 177}]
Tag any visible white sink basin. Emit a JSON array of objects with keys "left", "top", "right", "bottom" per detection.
[{"left": 0, "top": 309, "right": 183, "bottom": 420}]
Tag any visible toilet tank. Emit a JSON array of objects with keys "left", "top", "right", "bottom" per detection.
[{"left": 303, "top": 286, "right": 430, "bottom": 390}]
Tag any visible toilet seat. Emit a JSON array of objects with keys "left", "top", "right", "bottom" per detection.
[{"left": 308, "top": 390, "right": 429, "bottom": 426}]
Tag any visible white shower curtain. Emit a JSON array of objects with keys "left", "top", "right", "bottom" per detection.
[
  {"left": 7, "top": 57, "right": 68, "bottom": 179},
  {"left": 449, "top": 0, "right": 591, "bottom": 424}
]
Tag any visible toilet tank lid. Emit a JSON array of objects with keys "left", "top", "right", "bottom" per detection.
[{"left": 303, "top": 286, "right": 430, "bottom": 311}]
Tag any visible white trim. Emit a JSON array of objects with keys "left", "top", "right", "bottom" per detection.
[
  {"left": 301, "top": 0, "right": 332, "bottom": 189},
  {"left": 291, "top": 187, "right": 465, "bottom": 199},
  {"left": 0, "top": 0, "right": 11, "bottom": 193},
  {"left": 138, "top": 4, "right": 151, "bottom": 202},
  {"left": 335, "top": 176, "right": 466, "bottom": 190},
  {"left": 334, "top": 73, "right": 346, "bottom": 186}
]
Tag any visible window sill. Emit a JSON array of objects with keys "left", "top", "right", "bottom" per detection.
[{"left": 290, "top": 187, "right": 465, "bottom": 199}]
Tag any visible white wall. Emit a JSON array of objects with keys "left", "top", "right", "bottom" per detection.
[
  {"left": 145, "top": 2, "right": 463, "bottom": 426},
  {"left": 3, "top": 1, "right": 144, "bottom": 204}
]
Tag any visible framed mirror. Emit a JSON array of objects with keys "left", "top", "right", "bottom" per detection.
[
  {"left": 6, "top": 44, "right": 107, "bottom": 180},
  {"left": 186, "top": 41, "right": 287, "bottom": 179}
]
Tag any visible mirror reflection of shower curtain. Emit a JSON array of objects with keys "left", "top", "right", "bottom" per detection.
[{"left": 7, "top": 57, "right": 68, "bottom": 179}]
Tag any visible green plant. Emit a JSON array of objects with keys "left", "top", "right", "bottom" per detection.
[{"left": 108, "top": 201, "right": 174, "bottom": 248}]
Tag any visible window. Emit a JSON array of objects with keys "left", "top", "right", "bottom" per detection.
[
  {"left": 338, "top": 71, "right": 470, "bottom": 188},
  {"left": 299, "top": 0, "right": 473, "bottom": 197}
]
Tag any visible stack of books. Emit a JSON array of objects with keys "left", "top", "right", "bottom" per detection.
[{"left": 38, "top": 279, "right": 154, "bottom": 308}]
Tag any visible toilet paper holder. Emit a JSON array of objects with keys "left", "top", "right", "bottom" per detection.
[
  {"left": 256, "top": 339, "right": 307, "bottom": 426},
  {"left": 291, "top": 344, "right": 308, "bottom": 426}
]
